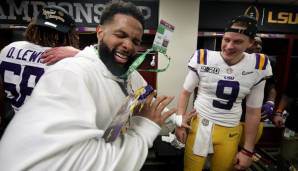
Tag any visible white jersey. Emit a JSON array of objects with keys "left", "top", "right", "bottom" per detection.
[
  {"left": 0, "top": 41, "right": 49, "bottom": 111},
  {"left": 188, "top": 49, "right": 272, "bottom": 127}
]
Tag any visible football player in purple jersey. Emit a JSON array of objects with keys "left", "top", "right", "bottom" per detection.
[{"left": 0, "top": 5, "right": 79, "bottom": 137}]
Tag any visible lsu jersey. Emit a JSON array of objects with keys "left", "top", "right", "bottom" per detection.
[
  {"left": 189, "top": 49, "right": 272, "bottom": 127},
  {"left": 0, "top": 41, "right": 49, "bottom": 111}
]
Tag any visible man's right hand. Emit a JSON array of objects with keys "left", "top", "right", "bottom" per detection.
[{"left": 134, "top": 92, "right": 177, "bottom": 126}]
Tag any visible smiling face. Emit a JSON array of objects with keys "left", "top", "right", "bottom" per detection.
[
  {"left": 221, "top": 26, "right": 254, "bottom": 65},
  {"left": 97, "top": 14, "right": 143, "bottom": 68}
]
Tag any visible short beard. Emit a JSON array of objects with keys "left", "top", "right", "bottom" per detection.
[{"left": 99, "top": 42, "right": 135, "bottom": 78}]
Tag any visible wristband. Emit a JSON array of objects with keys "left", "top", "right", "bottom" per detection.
[
  {"left": 241, "top": 150, "right": 253, "bottom": 158},
  {"left": 266, "top": 100, "right": 275, "bottom": 105},
  {"left": 240, "top": 147, "right": 254, "bottom": 158},
  {"left": 174, "top": 114, "right": 182, "bottom": 127}
]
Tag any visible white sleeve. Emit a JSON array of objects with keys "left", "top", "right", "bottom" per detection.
[
  {"left": 163, "top": 70, "right": 199, "bottom": 126},
  {"left": 0, "top": 68, "right": 160, "bottom": 171},
  {"left": 183, "top": 70, "right": 199, "bottom": 93},
  {"left": 246, "top": 80, "right": 266, "bottom": 108},
  {"left": 188, "top": 50, "right": 199, "bottom": 69}
]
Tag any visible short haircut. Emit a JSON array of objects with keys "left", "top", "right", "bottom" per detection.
[{"left": 100, "top": 1, "right": 145, "bottom": 29}]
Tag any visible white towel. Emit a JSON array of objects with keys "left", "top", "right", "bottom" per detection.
[{"left": 193, "top": 117, "right": 214, "bottom": 156}]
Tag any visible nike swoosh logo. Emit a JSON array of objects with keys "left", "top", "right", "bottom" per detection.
[{"left": 229, "top": 133, "right": 238, "bottom": 138}]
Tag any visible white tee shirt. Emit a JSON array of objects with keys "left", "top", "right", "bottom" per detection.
[
  {"left": 186, "top": 49, "right": 272, "bottom": 127},
  {"left": 0, "top": 41, "right": 49, "bottom": 111}
]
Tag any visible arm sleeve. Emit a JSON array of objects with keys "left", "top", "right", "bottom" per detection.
[
  {"left": 0, "top": 68, "right": 160, "bottom": 171},
  {"left": 246, "top": 80, "right": 266, "bottom": 108},
  {"left": 183, "top": 70, "right": 199, "bottom": 93},
  {"left": 163, "top": 50, "right": 200, "bottom": 126},
  {"left": 163, "top": 70, "right": 199, "bottom": 126}
]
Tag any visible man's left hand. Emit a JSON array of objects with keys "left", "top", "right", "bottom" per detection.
[
  {"left": 233, "top": 151, "right": 253, "bottom": 170},
  {"left": 181, "top": 109, "right": 197, "bottom": 129}
]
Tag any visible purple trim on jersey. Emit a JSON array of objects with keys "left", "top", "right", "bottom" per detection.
[
  {"left": 197, "top": 50, "right": 200, "bottom": 64},
  {"left": 262, "top": 55, "right": 268, "bottom": 70},
  {"left": 255, "top": 53, "right": 260, "bottom": 69}
]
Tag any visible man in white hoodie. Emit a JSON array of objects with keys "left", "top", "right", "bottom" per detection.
[{"left": 0, "top": 2, "right": 181, "bottom": 171}]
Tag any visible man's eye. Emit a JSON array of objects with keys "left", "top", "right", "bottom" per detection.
[
  {"left": 235, "top": 41, "right": 242, "bottom": 44},
  {"left": 115, "top": 33, "right": 125, "bottom": 38}
]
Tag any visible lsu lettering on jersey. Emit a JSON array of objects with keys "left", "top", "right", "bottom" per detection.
[
  {"left": 0, "top": 41, "right": 49, "bottom": 111},
  {"left": 189, "top": 49, "right": 272, "bottom": 127}
]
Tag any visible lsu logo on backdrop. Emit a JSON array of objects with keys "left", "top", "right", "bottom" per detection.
[{"left": 268, "top": 11, "right": 298, "bottom": 24}]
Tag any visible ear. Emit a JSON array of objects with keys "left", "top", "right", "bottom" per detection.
[
  {"left": 247, "top": 38, "right": 255, "bottom": 48},
  {"left": 96, "top": 25, "right": 104, "bottom": 41}
]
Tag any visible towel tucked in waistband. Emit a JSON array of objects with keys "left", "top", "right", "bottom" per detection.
[{"left": 193, "top": 117, "right": 214, "bottom": 156}]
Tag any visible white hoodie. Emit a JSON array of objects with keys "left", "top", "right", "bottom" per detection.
[{"left": 0, "top": 46, "right": 162, "bottom": 171}]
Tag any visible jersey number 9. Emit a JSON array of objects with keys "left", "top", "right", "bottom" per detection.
[{"left": 213, "top": 80, "right": 239, "bottom": 110}]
